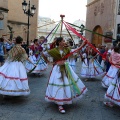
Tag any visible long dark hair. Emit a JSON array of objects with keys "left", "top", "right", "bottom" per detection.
[
  {"left": 34, "top": 39, "right": 38, "bottom": 43},
  {"left": 56, "top": 37, "right": 63, "bottom": 46}
]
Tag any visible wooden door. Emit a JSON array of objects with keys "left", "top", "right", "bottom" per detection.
[{"left": 92, "top": 26, "right": 103, "bottom": 47}]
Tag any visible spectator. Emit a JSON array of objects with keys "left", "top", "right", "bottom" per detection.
[
  {"left": 98, "top": 45, "right": 105, "bottom": 64},
  {"left": 0, "top": 37, "right": 5, "bottom": 66},
  {"left": 21, "top": 41, "right": 29, "bottom": 55},
  {"left": 4, "top": 39, "right": 12, "bottom": 52}
]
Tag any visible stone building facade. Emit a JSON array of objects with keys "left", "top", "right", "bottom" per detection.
[
  {"left": 0, "top": 0, "right": 8, "bottom": 37},
  {"left": 86, "top": 0, "right": 118, "bottom": 46},
  {"left": 0, "top": 0, "right": 39, "bottom": 43}
]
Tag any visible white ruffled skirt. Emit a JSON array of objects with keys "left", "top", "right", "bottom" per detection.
[
  {"left": 0, "top": 61, "right": 30, "bottom": 96},
  {"left": 102, "top": 66, "right": 119, "bottom": 88},
  {"left": 45, "top": 62, "right": 87, "bottom": 105},
  {"left": 105, "top": 70, "right": 120, "bottom": 106},
  {"left": 25, "top": 55, "right": 47, "bottom": 73},
  {"left": 80, "top": 58, "right": 105, "bottom": 78}
]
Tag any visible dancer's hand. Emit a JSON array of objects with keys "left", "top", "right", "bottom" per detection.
[
  {"left": 83, "top": 40, "right": 87, "bottom": 44},
  {"left": 57, "top": 60, "right": 65, "bottom": 65}
]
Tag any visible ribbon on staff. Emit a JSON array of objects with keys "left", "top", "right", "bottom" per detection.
[
  {"left": 40, "top": 21, "right": 61, "bottom": 45},
  {"left": 54, "top": 41, "right": 87, "bottom": 64},
  {"left": 65, "top": 62, "right": 81, "bottom": 95},
  {"left": 49, "top": 22, "right": 61, "bottom": 43},
  {"left": 63, "top": 21, "right": 102, "bottom": 56},
  {"left": 66, "top": 22, "right": 116, "bottom": 41},
  {"left": 63, "top": 21, "right": 120, "bottom": 69}
]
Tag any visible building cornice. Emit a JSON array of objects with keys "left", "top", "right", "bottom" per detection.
[
  {"left": 0, "top": 7, "right": 9, "bottom": 13},
  {"left": 86, "top": 0, "right": 100, "bottom": 7}
]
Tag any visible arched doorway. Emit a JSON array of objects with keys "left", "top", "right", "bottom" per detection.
[{"left": 92, "top": 25, "right": 103, "bottom": 47}]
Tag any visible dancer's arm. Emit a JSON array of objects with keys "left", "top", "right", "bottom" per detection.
[
  {"left": 92, "top": 53, "right": 99, "bottom": 59},
  {"left": 27, "top": 57, "right": 36, "bottom": 67},
  {"left": 2, "top": 37, "right": 12, "bottom": 44},
  {"left": 42, "top": 52, "right": 49, "bottom": 63},
  {"left": 42, "top": 52, "right": 54, "bottom": 65},
  {"left": 56, "top": 60, "right": 66, "bottom": 65}
]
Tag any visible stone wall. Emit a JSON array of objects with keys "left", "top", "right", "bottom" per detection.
[
  {"left": 0, "top": 0, "right": 8, "bottom": 37},
  {"left": 7, "top": 0, "right": 39, "bottom": 43},
  {"left": 86, "top": 0, "right": 116, "bottom": 43}
]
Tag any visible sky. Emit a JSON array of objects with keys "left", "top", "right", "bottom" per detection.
[{"left": 39, "top": 0, "right": 87, "bottom": 23}]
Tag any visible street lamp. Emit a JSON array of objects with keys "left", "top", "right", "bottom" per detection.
[
  {"left": 22, "top": 0, "right": 36, "bottom": 46},
  {"left": 79, "top": 24, "right": 85, "bottom": 42}
]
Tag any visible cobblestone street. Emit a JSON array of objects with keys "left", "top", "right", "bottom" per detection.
[{"left": 0, "top": 62, "right": 120, "bottom": 120}]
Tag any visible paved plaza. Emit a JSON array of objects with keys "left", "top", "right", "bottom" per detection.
[{"left": 0, "top": 62, "right": 120, "bottom": 120}]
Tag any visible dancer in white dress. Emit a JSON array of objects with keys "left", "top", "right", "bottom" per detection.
[
  {"left": 80, "top": 46, "right": 105, "bottom": 80},
  {"left": 42, "top": 37, "right": 87, "bottom": 113},
  {"left": 39, "top": 36, "right": 50, "bottom": 52},
  {"left": 0, "top": 36, "right": 35, "bottom": 96},
  {"left": 102, "top": 47, "right": 120, "bottom": 88},
  {"left": 104, "top": 47, "right": 120, "bottom": 107},
  {"left": 25, "top": 39, "right": 47, "bottom": 74},
  {"left": 67, "top": 41, "right": 77, "bottom": 72}
]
